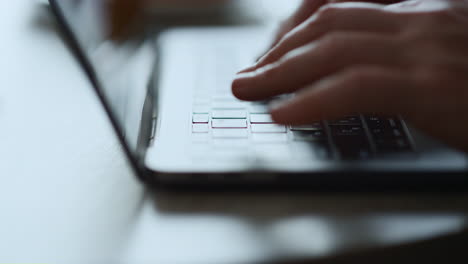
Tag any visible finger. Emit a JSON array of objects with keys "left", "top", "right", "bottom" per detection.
[
  {"left": 269, "top": 0, "right": 326, "bottom": 48},
  {"left": 258, "top": 0, "right": 396, "bottom": 63},
  {"left": 254, "top": 0, "right": 327, "bottom": 64},
  {"left": 251, "top": 4, "right": 404, "bottom": 72},
  {"left": 270, "top": 66, "right": 412, "bottom": 125},
  {"left": 232, "top": 32, "right": 401, "bottom": 101}
]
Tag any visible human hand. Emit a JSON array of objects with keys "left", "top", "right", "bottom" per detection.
[
  {"left": 232, "top": 0, "right": 468, "bottom": 151},
  {"left": 265, "top": 0, "right": 402, "bottom": 57}
]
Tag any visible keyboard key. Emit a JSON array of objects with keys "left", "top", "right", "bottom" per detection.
[
  {"left": 365, "top": 116, "right": 403, "bottom": 129},
  {"left": 334, "top": 137, "right": 372, "bottom": 160},
  {"left": 212, "top": 102, "right": 247, "bottom": 109},
  {"left": 212, "top": 110, "right": 247, "bottom": 119},
  {"left": 369, "top": 127, "right": 387, "bottom": 138},
  {"left": 375, "top": 138, "right": 413, "bottom": 153},
  {"left": 193, "top": 114, "right": 209, "bottom": 123},
  {"left": 329, "top": 116, "right": 361, "bottom": 126},
  {"left": 250, "top": 114, "right": 274, "bottom": 124},
  {"left": 251, "top": 124, "right": 287, "bottom": 133},
  {"left": 330, "top": 123, "right": 372, "bottom": 159},
  {"left": 331, "top": 125, "right": 364, "bottom": 137},
  {"left": 388, "top": 117, "right": 399, "bottom": 128},
  {"left": 212, "top": 129, "right": 248, "bottom": 138},
  {"left": 365, "top": 116, "right": 414, "bottom": 154},
  {"left": 211, "top": 94, "right": 238, "bottom": 102},
  {"left": 193, "top": 124, "right": 209, "bottom": 133},
  {"left": 193, "top": 106, "right": 210, "bottom": 114},
  {"left": 252, "top": 133, "right": 289, "bottom": 143},
  {"left": 290, "top": 123, "right": 322, "bottom": 131},
  {"left": 370, "top": 127, "right": 406, "bottom": 139},
  {"left": 249, "top": 104, "right": 270, "bottom": 114},
  {"left": 293, "top": 130, "right": 327, "bottom": 141},
  {"left": 365, "top": 116, "right": 384, "bottom": 128},
  {"left": 212, "top": 119, "right": 248, "bottom": 128}
]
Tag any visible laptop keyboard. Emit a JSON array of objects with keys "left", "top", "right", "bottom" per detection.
[
  {"left": 190, "top": 48, "right": 415, "bottom": 161},
  {"left": 193, "top": 111, "right": 413, "bottom": 160}
]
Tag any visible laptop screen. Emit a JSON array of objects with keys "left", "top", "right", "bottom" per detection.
[{"left": 50, "top": 0, "right": 156, "bottom": 166}]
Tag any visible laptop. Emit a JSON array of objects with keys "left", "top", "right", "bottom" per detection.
[{"left": 49, "top": 0, "right": 468, "bottom": 190}]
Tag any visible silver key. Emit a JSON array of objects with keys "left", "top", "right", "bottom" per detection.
[
  {"left": 193, "top": 114, "right": 210, "bottom": 123},
  {"left": 212, "top": 110, "right": 247, "bottom": 119},
  {"left": 212, "top": 119, "right": 248, "bottom": 128},
  {"left": 212, "top": 102, "right": 247, "bottom": 109},
  {"left": 212, "top": 129, "right": 249, "bottom": 138},
  {"left": 250, "top": 114, "right": 274, "bottom": 124},
  {"left": 290, "top": 123, "right": 322, "bottom": 131},
  {"left": 193, "top": 124, "right": 209, "bottom": 133},
  {"left": 251, "top": 124, "right": 286, "bottom": 133},
  {"left": 249, "top": 104, "right": 269, "bottom": 114}
]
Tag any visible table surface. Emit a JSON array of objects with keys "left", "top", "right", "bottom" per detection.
[{"left": 1, "top": 1, "right": 467, "bottom": 263}]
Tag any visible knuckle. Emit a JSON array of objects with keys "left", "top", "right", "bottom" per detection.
[
  {"left": 316, "top": 4, "right": 339, "bottom": 23},
  {"left": 413, "top": 66, "right": 448, "bottom": 89},
  {"left": 416, "top": 9, "right": 456, "bottom": 28},
  {"left": 317, "top": 33, "right": 346, "bottom": 56},
  {"left": 400, "top": 10, "right": 456, "bottom": 40},
  {"left": 343, "top": 68, "right": 375, "bottom": 85}
]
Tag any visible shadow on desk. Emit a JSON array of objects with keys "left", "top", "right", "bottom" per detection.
[
  {"left": 268, "top": 227, "right": 468, "bottom": 264},
  {"left": 150, "top": 191, "right": 468, "bottom": 263}
]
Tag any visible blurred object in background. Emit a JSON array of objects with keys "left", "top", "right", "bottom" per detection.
[
  {"left": 109, "top": 0, "right": 233, "bottom": 39},
  {"left": 109, "top": 0, "right": 144, "bottom": 39},
  {"left": 146, "top": 0, "right": 232, "bottom": 12},
  {"left": 109, "top": 0, "right": 300, "bottom": 39}
]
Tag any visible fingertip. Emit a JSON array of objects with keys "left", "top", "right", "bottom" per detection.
[
  {"left": 231, "top": 73, "right": 254, "bottom": 100},
  {"left": 237, "top": 65, "right": 257, "bottom": 74},
  {"left": 270, "top": 99, "right": 322, "bottom": 125},
  {"left": 270, "top": 103, "right": 292, "bottom": 124}
]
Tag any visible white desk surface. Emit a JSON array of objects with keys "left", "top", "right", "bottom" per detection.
[{"left": 0, "top": 1, "right": 467, "bottom": 263}]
